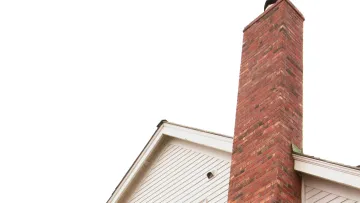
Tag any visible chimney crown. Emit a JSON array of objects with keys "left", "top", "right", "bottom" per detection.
[{"left": 245, "top": 0, "right": 304, "bottom": 32}]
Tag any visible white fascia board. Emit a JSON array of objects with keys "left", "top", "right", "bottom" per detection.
[
  {"left": 162, "top": 123, "right": 233, "bottom": 153},
  {"left": 108, "top": 125, "right": 166, "bottom": 203},
  {"left": 293, "top": 154, "right": 360, "bottom": 190},
  {"left": 108, "top": 122, "right": 233, "bottom": 203}
]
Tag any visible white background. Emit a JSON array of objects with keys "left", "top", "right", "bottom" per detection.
[{"left": 1, "top": 0, "right": 359, "bottom": 202}]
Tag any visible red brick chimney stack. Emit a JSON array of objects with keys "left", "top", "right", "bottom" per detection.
[{"left": 228, "top": 0, "right": 304, "bottom": 202}]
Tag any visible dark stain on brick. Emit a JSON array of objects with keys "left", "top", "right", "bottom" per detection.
[
  {"left": 287, "top": 183, "right": 293, "bottom": 189},
  {"left": 234, "top": 145, "right": 243, "bottom": 153},
  {"left": 273, "top": 45, "right": 285, "bottom": 53},
  {"left": 257, "top": 131, "right": 264, "bottom": 137},
  {"left": 290, "top": 85, "right": 299, "bottom": 97},
  {"left": 233, "top": 192, "right": 243, "bottom": 200},
  {"left": 287, "top": 56, "right": 302, "bottom": 73},
  {"left": 270, "top": 23, "right": 279, "bottom": 32},
  {"left": 259, "top": 40, "right": 264, "bottom": 48},
  {"left": 264, "top": 45, "right": 273, "bottom": 55},
  {"left": 242, "top": 42, "right": 247, "bottom": 49},
  {"left": 237, "top": 131, "right": 249, "bottom": 141},
  {"left": 279, "top": 25, "right": 291, "bottom": 39},
  {"left": 286, "top": 68, "right": 295, "bottom": 77},
  {"left": 282, "top": 166, "right": 289, "bottom": 174},
  {"left": 294, "top": 109, "right": 303, "bottom": 118}
]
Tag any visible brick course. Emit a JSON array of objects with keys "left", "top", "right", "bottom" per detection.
[{"left": 228, "top": 1, "right": 304, "bottom": 202}]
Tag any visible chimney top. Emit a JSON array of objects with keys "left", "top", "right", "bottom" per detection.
[
  {"left": 264, "top": 0, "right": 278, "bottom": 11},
  {"left": 244, "top": 0, "right": 304, "bottom": 32}
]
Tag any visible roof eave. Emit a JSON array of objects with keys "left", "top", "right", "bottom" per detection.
[{"left": 293, "top": 153, "right": 360, "bottom": 190}]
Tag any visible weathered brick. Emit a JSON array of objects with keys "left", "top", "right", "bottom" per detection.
[{"left": 228, "top": 0, "right": 304, "bottom": 202}]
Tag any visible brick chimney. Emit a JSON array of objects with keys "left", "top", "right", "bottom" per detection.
[{"left": 228, "top": 0, "right": 304, "bottom": 202}]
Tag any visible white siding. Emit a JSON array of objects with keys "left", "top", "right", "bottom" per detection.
[
  {"left": 120, "top": 138, "right": 231, "bottom": 203},
  {"left": 304, "top": 175, "right": 360, "bottom": 203}
]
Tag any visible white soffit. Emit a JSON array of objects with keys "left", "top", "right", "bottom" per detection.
[
  {"left": 304, "top": 175, "right": 360, "bottom": 202},
  {"left": 107, "top": 121, "right": 233, "bottom": 203},
  {"left": 293, "top": 154, "right": 360, "bottom": 190}
]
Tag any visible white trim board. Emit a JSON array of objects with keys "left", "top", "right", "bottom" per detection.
[
  {"left": 293, "top": 154, "right": 360, "bottom": 190},
  {"left": 162, "top": 123, "right": 233, "bottom": 153},
  {"left": 107, "top": 121, "right": 233, "bottom": 203}
]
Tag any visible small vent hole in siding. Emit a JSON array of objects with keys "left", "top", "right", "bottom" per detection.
[{"left": 207, "top": 172, "right": 214, "bottom": 180}]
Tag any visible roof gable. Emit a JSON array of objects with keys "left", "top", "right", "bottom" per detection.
[{"left": 107, "top": 120, "right": 233, "bottom": 203}]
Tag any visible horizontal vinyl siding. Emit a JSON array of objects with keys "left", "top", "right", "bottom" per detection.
[
  {"left": 305, "top": 185, "right": 359, "bottom": 203},
  {"left": 305, "top": 185, "right": 357, "bottom": 203},
  {"left": 124, "top": 140, "right": 231, "bottom": 203}
]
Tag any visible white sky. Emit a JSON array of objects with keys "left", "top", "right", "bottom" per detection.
[{"left": 1, "top": 0, "right": 359, "bottom": 202}]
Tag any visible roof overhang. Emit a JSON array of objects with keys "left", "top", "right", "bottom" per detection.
[
  {"left": 107, "top": 121, "right": 233, "bottom": 203},
  {"left": 293, "top": 153, "right": 360, "bottom": 190}
]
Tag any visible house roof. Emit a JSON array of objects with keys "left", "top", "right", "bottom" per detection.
[
  {"left": 106, "top": 120, "right": 233, "bottom": 203},
  {"left": 291, "top": 144, "right": 360, "bottom": 171},
  {"left": 294, "top": 153, "right": 360, "bottom": 172},
  {"left": 293, "top": 149, "right": 360, "bottom": 190}
]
